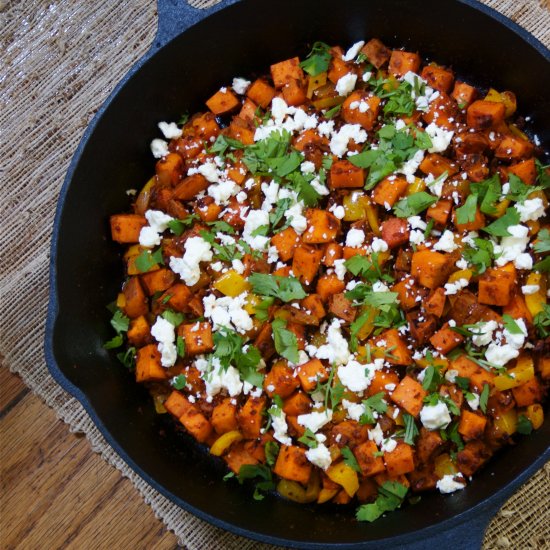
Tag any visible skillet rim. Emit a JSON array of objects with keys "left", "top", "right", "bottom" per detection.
[{"left": 44, "top": 0, "right": 550, "bottom": 547}]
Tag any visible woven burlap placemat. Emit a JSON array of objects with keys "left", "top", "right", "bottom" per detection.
[{"left": 1, "top": 0, "right": 549, "bottom": 548}]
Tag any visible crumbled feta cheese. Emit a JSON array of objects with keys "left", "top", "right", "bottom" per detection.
[
  {"left": 335, "top": 73, "right": 358, "bottom": 96},
  {"left": 346, "top": 228, "right": 365, "bottom": 247},
  {"left": 367, "top": 423, "right": 384, "bottom": 446},
  {"left": 242, "top": 209, "right": 270, "bottom": 249},
  {"left": 514, "top": 253, "right": 533, "bottom": 270},
  {"left": 436, "top": 474, "right": 465, "bottom": 494},
  {"left": 521, "top": 284, "right": 540, "bottom": 295},
  {"left": 329, "top": 204, "right": 345, "bottom": 220},
  {"left": 305, "top": 443, "right": 332, "bottom": 470},
  {"left": 150, "top": 138, "right": 169, "bottom": 158},
  {"left": 420, "top": 402, "right": 452, "bottom": 430},
  {"left": 503, "top": 318, "right": 528, "bottom": 349},
  {"left": 496, "top": 224, "right": 529, "bottom": 267},
  {"left": 338, "top": 358, "right": 384, "bottom": 392},
  {"left": 158, "top": 121, "right": 182, "bottom": 140},
  {"left": 198, "top": 161, "right": 220, "bottom": 183},
  {"left": 333, "top": 259, "right": 347, "bottom": 281},
  {"left": 371, "top": 237, "right": 389, "bottom": 253},
  {"left": 297, "top": 410, "right": 333, "bottom": 433},
  {"left": 444, "top": 278, "right": 469, "bottom": 295},
  {"left": 342, "top": 399, "right": 366, "bottom": 421},
  {"left": 485, "top": 343, "right": 519, "bottom": 367},
  {"left": 433, "top": 230, "right": 459, "bottom": 253},
  {"left": 471, "top": 320, "right": 498, "bottom": 347},
  {"left": 329, "top": 124, "right": 367, "bottom": 157},
  {"left": 170, "top": 236, "right": 213, "bottom": 286},
  {"left": 445, "top": 369, "right": 458, "bottom": 384},
  {"left": 272, "top": 412, "right": 292, "bottom": 446},
  {"left": 397, "top": 149, "right": 425, "bottom": 183},
  {"left": 372, "top": 280, "right": 390, "bottom": 293},
  {"left": 203, "top": 292, "right": 253, "bottom": 334},
  {"left": 381, "top": 438, "right": 398, "bottom": 453},
  {"left": 408, "top": 216, "right": 427, "bottom": 230},
  {"left": 151, "top": 317, "right": 177, "bottom": 367},
  {"left": 301, "top": 160, "right": 316, "bottom": 174},
  {"left": 343, "top": 40, "right": 365, "bottom": 61},
  {"left": 232, "top": 77, "right": 251, "bottom": 95},
  {"left": 515, "top": 198, "right": 545, "bottom": 222},
  {"left": 313, "top": 320, "right": 351, "bottom": 366},
  {"left": 208, "top": 179, "right": 240, "bottom": 205},
  {"left": 467, "top": 393, "right": 480, "bottom": 411},
  {"left": 425, "top": 122, "right": 454, "bottom": 153}
]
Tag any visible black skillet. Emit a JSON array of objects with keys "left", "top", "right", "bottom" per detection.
[{"left": 45, "top": 0, "right": 550, "bottom": 548}]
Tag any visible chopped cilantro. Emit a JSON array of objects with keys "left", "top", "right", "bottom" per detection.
[
  {"left": 455, "top": 194, "right": 478, "bottom": 225},
  {"left": 162, "top": 309, "right": 185, "bottom": 327},
  {"left": 237, "top": 464, "right": 274, "bottom": 501},
  {"left": 265, "top": 441, "right": 280, "bottom": 466},
  {"left": 479, "top": 383, "right": 490, "bottom": 414},
  {"left": 356, "top": 481, "right": 408, "bottom": 522},
  {"left": 534, "top": 256, "right": 550, "bottom": 273},
  {"left": 135, "top": 248, "right": 163, "bottom": 272},
  {"left": 110, "top": 310, "right": 130, "bottom": 334},
  {"left": 394, "top": 192, "right": 437, "bottom": 218},
  {"left": 482, "top": 207, "right": 520, "bottom": 237},
  {"left": 402, "top": 413, "right": 419, "bottom": 445},
  {"left": 249, "top": 273, "right": 307, "bottom": 303},
  {"left": 516, "top": 414, "right": 533, "bottom": 435},
  {"left": 167, "top": 215, "right": 199, "bottom": 236},
  {"left": 171, "top": 374, "right": 187, "bottom": 390},
  {"left": 325, "top": 103, "right": 342, "bottom": 119},
  {"left": 298, "top": 428, "right": 318, "bottom": 449},
  {"left": 176, "top": 335, "right": 186, "bottom": 357},
  {"left": 103, "top": 334, "right": 123, "bottom": 349},
  {"left": 116, "top": 346, "right": 136, "bottom": 370},
  {"left": 533, "top": 304, "right": 550, "bottom": 338},
  {"left": 534, "top": 228, "right": 550, "bottom": 254},
  {"left": 300, "top": 41, "right": 332, "bottom": 76},
  {"left": 359, "top": 392, "right": 388, "bottom": 425},
  {"left": 271, "top": 318, "right": 299, "bottom": 364},
  {"left": 421, "top": 365, "right": 444, "bottom": 392},
  {"left": 341, "top": 446, "right": 361, "bottom": 473},
  {"left": 502, "top": 314, "right": 524, "bottom": 335}
]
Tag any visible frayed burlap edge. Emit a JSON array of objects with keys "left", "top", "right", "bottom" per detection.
[{"left": 0, "top": 0, "right": 548, "bottom": 548}]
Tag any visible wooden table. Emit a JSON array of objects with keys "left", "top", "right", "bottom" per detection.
[{"left": 0, "top": 368, "right": 179, "bottom": 549}]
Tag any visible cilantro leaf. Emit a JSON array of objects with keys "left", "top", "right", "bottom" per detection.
[
  {"left": 421, "top": 365, "right": 444, "bottom": 392},
  {"left": 462, "top": 238, "right": 496, "bottom": 275},
  {"left": 271, "top": 318, "right": 299, "bottom": 364},
  {"left": 534, "top": 256, "right": 550, "bottom": 273},
  {"left": 534, "top": 228, "right": 550, "bottom": 254},
  {"left": 482, "top": 207, "right": 520, "bottom": 237},
  {"left": 356, "top": 481, "right": 408, "bottom": 522},
  {"left": 300, "top": 41, "right": 331, "bottom": 76},
  {"left": 171, "top": 374, "right": 187, "bottom": 390},
  {"left": 162, "top": 309, "right": 185, "bottom": 327},
  {"left": 360, "top": 392, "right": 388, "bottom": 425},
  {"left": 455, "top": 194, "right": 478, "bottom": 225},
  {"left": 403, "top": 413, "right": 419, "bottom": 445},
  {"left": 502, "top": 314, "right": 524, "bottom": 335},
  {"left": 325, "top": 103, "right": 343, "bottom": 119},
  {"left": 533, "top": 304, "right": 550, "bottom": 338},
  {"left": 135, "top": 248, "right": 163, "bottom": 272},
  {"left": 103, "top": 334, "right": 123, "bottom": 349},
  {"left": 116, "top": 346, "right": 136, "bottom": 370},
  {"left": 535, "top": 159, "right": 550, "bottom": 189},
  {"left": 249, "top": 273, "right": 306, "bottom": 302},
  {"left": 345, "top": 285, "right": 399, "bottom": 309},
  {"left": 516, "top": 414, "right": 533, "bottom": 435},
  {"left": 110, "top": 310, "right": 130, "bottom": 334},
  {"left": 394, "top": 192, "right": 437, "bottom": 218},
  {"left": 479, "top": 383, "right": 490, "bottom": 414},
  {"left": 168, "top": 215, "right": 200, "bottom": 236},
  {"left": 298, "top": 428, "right": 318, "bottom": 449},
  {"left": 341, "top": 446, "right": 361, "bottom": 473},
  {"left": 237, "top": 464, "right": 274, "bottom": 501},
  {"left": 265, "top": 441, "right": 280, "bottom": 466}
]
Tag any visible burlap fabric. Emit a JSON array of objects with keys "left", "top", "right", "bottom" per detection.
[{"left": 1, "top": 0, "right": 549, "bottom": 548}]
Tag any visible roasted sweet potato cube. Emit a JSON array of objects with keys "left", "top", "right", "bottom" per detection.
[
  {"left": 451, "top": 355, "right": 495, "bottom": 392},
  {"left": 136, "top": 344, "right": 166, "bottom": 382},
  {"left": 495, "top": 135, "right": 534, "bottom": 160},
  {"left": 330, "top": 159, "right": 365, "bottom": 188},
  {"left": 122, "top": 276, "right": 148, "bottom": 318},
  {"left": 297, "top": 359, "right": 328, "bottom": 392},
  {"left": 140, "top": 268, "right": 176, "bottom": 295},
  {"left": 247, "top": 78, "right": 276, "bottom": 109},
  {"left": 323, "top": 243, "right": 343, "bottom": 267},
  {"left": 360, "top": 38, "right": 391, "bottom": 69},
  {"left": 179, "top": 322, "right": 213, "bottom": 356},
  {"left": 328, "top": 56, "right": 352, "bottom": 84},
  {"left": 292, "top": 244, "right": 324, "bottom": 285},
  {"left": 316, "top": 274, "right": 346, "bottom": 302},
  {"left": 225, "top": 442, "right": 259, "bottom": 473},
  {"left": 329, "top": 293, "right": 356, "bottom": 323},
  {"left": 164, "top": 390, "right": 187, "bottom": 418},
  {"left": 389, "top": 50, "right": 421, "bottom": 77},
  {"left": 452, "top": 81, "right": 477, "bottom": 108},
  {"left": 426, "top": 199, "right": 452, "bottom": 226},
  {"left": 507, "top": 158, "right": 537, "bottom": 185},
  {"left": 392, "top": 277, "right": 423, "bottom": 311},
  {"left": 159, "top": 283, "right": 192, "bottom": 312},
  {"left": 478, "top": 267, "right": 515, "bottom": 306},
  {"left": 271, "top": 226, "right": 299, "bottom": 261},
  {"left": 300, "top": 293, "right": 326, "bottom": 322},
  {"left": 512, "top": 377, "right": 542, "bottom": 407},
  {"left": 155, "top": 152, "right": 183, "bottom": 186},
  {"left": 354, "top": 440, "right": 386, "bottom": 476},
  {"left": 341, "top": 91, "right": 381, "bottom": 130},
  {"left": 282, "top": 79, "right": 307, "bottom": 106},
  {"left": 228, "top": 117, "right": 255, "bottom": 146},
  {"left": 425, "top": 288, "right": 446, "bottom": 318},
  {"left": 367, "top": 370, "right": 400, "bottom": 398},
  {"left": 283, "top": 391, "right": 312, "bottom": 416},
  {"left": 191, "top": 112, "right": 220, "bottom": 140},
  {"left": 391, "top": 376, "right": 427, "bottom": 417},
  {"left": 419, "top": 153, "right": 459, "bottom": 177},
  {"left": 195, "top": 196, "right": 222, "bottom": 222},
  {"left": 416, "top": 428, "right": 444, "bottom": 464},
  {"left": 303, "top": 209, "right": 340, "bottom": 243},
  {"left": 127, "top": 315, "right": 150, "bottom": 347},
  {"left": 239, "top": 97, "right": 258, "bottom": 122},
  {"left": 372, "top": 176, "right": 408, "bottom": 207},
  {"left": 456, "top": 441, "right": 491, "bottom": 477},
  {"left": 177, "top": 395, "right": 213, "bottom": 443},
  {"left": 411, "top": 250, "right": 454, "bottom": 290},
  {"left": 467, "top": 100, "right": 506, "bottom": 129},
  {"left": 274, "top": 445, "right": 312, "bottom": 484},
  {"left": 421, "top": 65, "right": 454, "bottom": 93},
  {"left": 381, "top": 217, "right": 409, "bottom": 249},
  {"left": 237, "top": 396, "right": 266, "bottom": 439},
  {"left": 264, "top": 361, "right": 300, "bottom": 398},
  {"left": 458, "top": 410, "right": 487, "bottom": 441},
  {"left": 271, "top": 57, "right": 304, "bottom": 88},
  {"left": 110, "top": 214, "right": 147, "bottom": 244},
  {"left": 173, "top": 173, "right": 209, "bottom": 201},
  {"left": 453, "top": 206, "right": 486, "bottom": 232},
  {"left": 206, "top": 87, "right": 240, "bottom": 115},
  {"left": 254, "top": 323, "right": 276, "bottom": 360},
  {"left": 430, "top": 324, "right": 464, "bottom": 355},
  {"left": 376, "top": 328, "right": 412, "bottom": 366},
  {"left": 211, "top": 397, "right": 239, "bottom": 435},
  {"left": 384, "top": 442, "right": 415, "bottom": 476}
]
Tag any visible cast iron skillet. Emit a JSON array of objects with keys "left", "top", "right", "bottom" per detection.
[{"left": 45, "top": 0, "right": 550, "bottom": 548}]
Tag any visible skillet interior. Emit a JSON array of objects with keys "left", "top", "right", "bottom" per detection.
[{"left": 49, "top": 0, "right": 550, "bottom": 546}]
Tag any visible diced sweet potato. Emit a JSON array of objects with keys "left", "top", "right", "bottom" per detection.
[
  {"left": 411, "top": 249, "right": 455, "bottom": 289},
  {"left": 274, "top": 445, "right": 312, "bottom": 484},
  {"left": 381, "top": 217, "right": 409, "bottom": 249},
  {"left": 297, "top": 359, "right": 328, "bottom": 392},
  {"left": 228, "top": 117, "right": 255, "bottom": 145},
  {"left": 419, "top": 153, "right": 459, "bottom": 177},
  {"left": 458, "top": 410, "right": 487, "bottom": 441},
  {"left": 427, "top": 199, "right": 452, "bottom": 225},
  {"left": 451, "top": 355, "right": 495, "bottom": 392},
  {"left": 360, "top": 38, "right": 391, "bottom": 69},
  {"left": 127, "top": 315, "right": 150, "bottom": 347},
  {"left": 140, "top": 268, "right": 176, "bottom": 295},
  {"left": 247, "top": 78, "right": 276, "bottom": 109},
  {"left": 222, "top": 196, "right": 247, "bottom": 229},
  {"left": 300, "top": 293, "right": 326, "bottom": 322},
  {"left": 354, "top": 440, "right": 386, "bottom": 477},
  {"left": 283, "top": 391, "right": 312, "bottom": 416},
  {"left": 407, "top": 311, "right": 438, "bottom": 345},
  {"left": 282, "top": 79, "right": 307, "bottom": 106},
  {"left": 179, "top": 322, "right": 213, "bottom": 356},
  {"left": 421, "top": 65, "right": 454, "bottom": 93},
  {"left": 367, "top": 370, "right": 400, "bottom": 398},
  {"left": 478, "top": 267, "right": 515, "bottom": 306},
  {"left": 372, "top": 176, "right": 408, "bottom": 207},
  {"left": 456, "top": 441, "right": 491, "bottom": 477},
  {"left": 503, "top": 291, "right": 533, "bottom": 324},
  {"left": 467, "top": 100, "right": 506, "bottom": 129},
  {"left": 179, "top": 397, "right": 213, "bottom": 443},
  {"left": 392, "top": 277, "right": 423, "bottom": 311},
  {"left": 316, "top": 273, "right": 346, "bottom": 302},
  {"left": 389, "top": 50, "right": 421, "bottom": 77},
  {"left": 254, "top": 323, "right": 276, "bottom": 360},
  {"left": 430, "top": 324, "right": 464, "bottom": 355},
  {"left": 271, "top": 226, "right": 300, "bottom": 261},
  {"left": 452, "top": 81, "right": 477, "bottom": 108},
  {"left": 164, "top": 390, "right": 188, "bottom": 418},
  {"left": 155, "top": 153, "right": 183, "bottom": 186},
  {"left": 225, "top": 442, "right": 259, "bottom": 473},
  {"left": 328, "top": 55, "right": 352, "bottom": 84},
  {"left": 376, "top": 328, "right": 412, "bottom": 366},
  {"left": 190, "top": 112, "right": 220, "bottom": 140},
  {"left": 384, "top": 442, "right": 415, "bottom": 476},
  {"left": 341, "top": 91, "right": 380, "bottom": 130},
  {"left": 331, "top": 420, "right": 369, "bottom": 447},
  {"left": 211, "top": 398, "right": 239, "bottom": 435},
  {"left": 195, "top": 196, "right": 222, "bottom": 222},
  {"left": 173, "top": 173, "right": 209, "bottom": 201},
  {"left": 122, "top": 276, "right": 148, "bottom": 318},
  {"left": 495, "top": 135, "right": 534, "bottom": 160},
  {"left": 264, "top": 361, "right": 300, "bottom": 398},
  {"left": 160, "top": 283, "right": 192, "bottom": 312},
  {"left": 323, "top": 243, "right": 343, "bottom": 267},
  {"left": 110, "top": 214, "right": 147, "bottom": 244},
  {"left": 507, "top": 158, "right": 537, "bottom": 185},
  {"left": 391, "top": 376, "right": 427, "bottom": 417},
  {"left": 271, "top": 57, "right": 304, "bottom": 88},
  {"left": 425, "top": 287, "right": 446, "bottom": 318},
  {"left": 292, "top": 244, "right": 324, "bottom": 285},
  {"left": 512, "top": 377, "right": 542, "bottom": 407},
  {"left": 135, "top": 344, "right": 166, "bottom": 382},
  {"left": 330, "top": 159, "right": 365, "bottom": 188},
  {"left": 303, "top": 209, "right": 340, "bottom": 243},
  {"left": 237, "top": 396, "right": 266, "bottom": 439},
  {"left": 329, "top": 293, "right": 356, "bottom": 323},
  {"left": 416, "top": 428, "right": 444, "bottom": 464},
  {"left": 239, "top": 98, "right": 258, "bottom": 122}
]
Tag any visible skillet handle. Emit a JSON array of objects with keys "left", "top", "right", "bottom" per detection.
[
  {"left": 155, "top": 0, "right": 241, "bottom": 48},
  {"left": 396, "top": 500, "right": 503, "bottom": 550}
]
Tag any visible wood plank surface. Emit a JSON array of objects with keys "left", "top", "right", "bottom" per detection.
[{"left": 0, "top": 368, "right": 179, "bottom": 550}]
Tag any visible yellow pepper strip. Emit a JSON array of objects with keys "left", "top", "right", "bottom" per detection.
[
  {"left": 153, "top": 394, "right": 167, "bottom": 414},
  {"left": 306, "top": 72, "right": 327, "bottom": 99},
  {"left": 494, "top": 409, "right": 517, "bottom": 436},
  {"left": 116, "top": 292, "right": 126, "bottom": 309},
  {"left": 525, "top": 404, "right": 544, "bottom": 430},
  {"left": 434, "top": 453, "right": 458, "bottom": 478},
  {"left": 213, "top": 270, "right": 251, "bottom": 297},
  {"left": 317, "top": 488, "right": 339, "bottom": 504},
  {"left": 312, "top": 96, "right": 344, "bottom": 111},
  {"left": 326, "top": 462, "right": 359, "bottom": 497},
  {"left": 407, "top": 177, "right": 426, "bottom": 195},
  {"left": 365, "top": 201, "right": 381, "bottom": 236},
  {"left": 135, "top": 176, "right": 156, "bottom": 215},
  {"left": 524, "top": 273, "right": 547, "bottom": 317},
  {"left": 244, "top": 293, "right": 262, "bottom": 315},
  {"left": 414, "top": 356, "right": 448, "bottom": 370},
  {"left": 277, "top": 473, "right": 320, "bottom": 503},
  {"left": 209, "top": 430, "right": 242, "bottom": 456},
  {"left": 447, "top": 269, "right": 473, "bottom": 284},
  {"left": 494, "top": 357, "right": 535, "bottom": 391}
]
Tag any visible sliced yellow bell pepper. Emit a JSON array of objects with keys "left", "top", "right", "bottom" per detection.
[
  {"left": 434, "top": 453, "right": 458, "bottom": 478},
  {"left": 209, "top": 430, "right": 242, "bottom": 456},
  {"left": 407, "top": 177, "right": 427, "bottom": 195},
  {"left": 135, "top": 176, "right": 156, "bottom": 215},
  {"left": 447, "top": 269, "right": 473, "bottom": 284},
  {"left": 494, "top": 356, "right": 535, "bottom": 391},
  {"left": 244, "top": 293, "right": 262, "bottom": 315},
  {"left": 307, "top": 72, "right": 327, "bottom": 98},
  {"left": 116, "top": 292, "right": 126, "bottom": 309},
  {"left": 524, "top": 404, "right": 544, "bottom": 430},
  {"left": 365, "top": 201, "right": 381, "bottom": 236},
  {"left": 213, "top": 270, "right": 251, "bottom": 297},
  {"left": 494, "top": 409, "right": 517, "bottom": 436},
  {"left": 326, "top": 462, "right": 359, "bottom": 497},
  {"left": 277, "top": 472, "right": 321, "bottom": 503},
  {"left": 524, "top": 273, "right": 547, "bottom": 317},
  {"left": 317, "top": 488, "right": 339, "bottom": 504}
]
